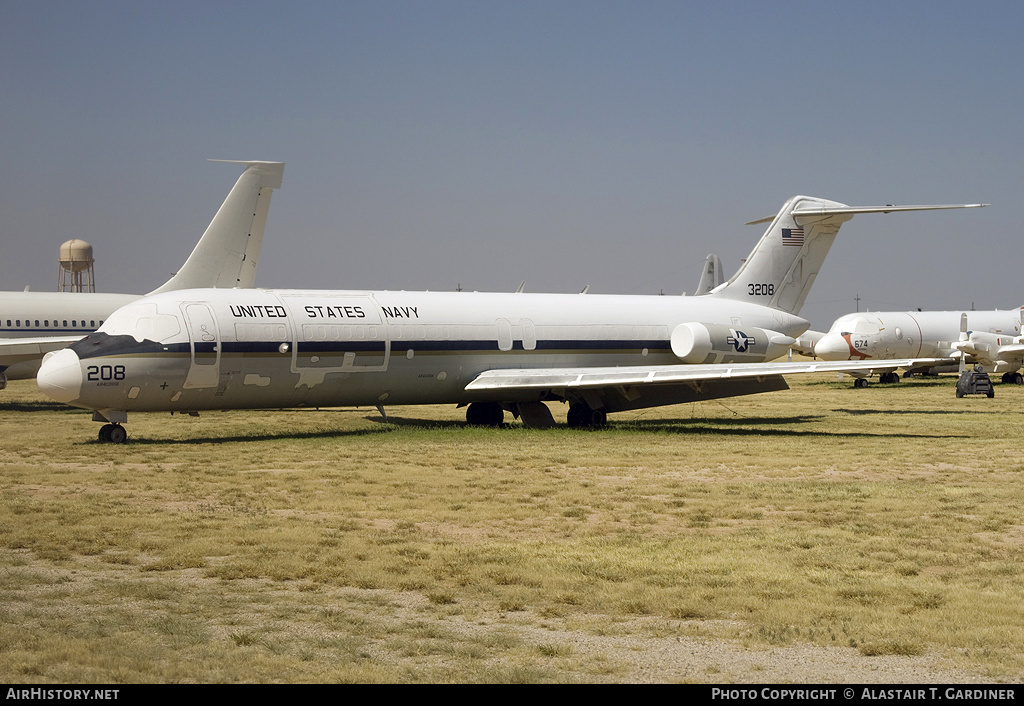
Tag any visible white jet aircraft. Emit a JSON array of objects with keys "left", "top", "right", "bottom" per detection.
[
  {"left": 692, "top": 254, "right": 724, "bottom": 295},
  {"left": 35, "top": 195, "right": 985, "bottom": 443},
  {"left": 810, "top": 307, "right": 1023, "bottom": 386},
  {"left": 0, "top": 160, "right": 284, "bottom": 387}
]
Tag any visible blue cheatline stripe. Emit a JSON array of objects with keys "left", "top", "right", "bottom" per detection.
[
  {"left": 74, "top": 335, "right": 674, "bottom": 360},
  {"left": 389, "top": 339, "right": 671, "bottom": 352},
  {"left": 296, "top": 341, "right": 388, "bottom": 353}
]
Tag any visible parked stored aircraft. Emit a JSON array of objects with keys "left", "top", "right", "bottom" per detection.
[
  {"left": 692, "top": 254, "right": 724, "bottom": 295},
  {"left": 36, "top": 195, "right": 985, "bottom": 442},
  {"left": 810, "top": 307, "right": 1023, "bottom": 386},
  {"left": 0, "top": 160, "right": 284, "bottom": 387}
]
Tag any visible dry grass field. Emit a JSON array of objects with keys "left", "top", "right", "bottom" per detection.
[{"left": 1, "top": 374, "right": 1022, "bottom": 683}]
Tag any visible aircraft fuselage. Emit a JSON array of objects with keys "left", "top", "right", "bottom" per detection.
[
  {"left": 39, "top": 287, "right": 809, "bottom": 414},
  {"left": 814, "top": 310, "right": 1021, "bottom": 365}
]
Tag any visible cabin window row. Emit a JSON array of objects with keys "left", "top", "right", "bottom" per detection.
[
  {"left": 386, "top": 323, "right": 669, "bottom": 342},
  {"left": 4, "top": 319, "right": 100, "bottom": 328}
]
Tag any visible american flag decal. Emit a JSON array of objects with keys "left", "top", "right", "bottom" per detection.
[{"left": 782, "top": 227, "right": 804, "bottom": 246}]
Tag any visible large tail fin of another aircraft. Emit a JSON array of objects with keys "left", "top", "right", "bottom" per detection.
[
  {"left": 692, "top": 253, "right": 723, "bottom": 295},
  {"left": 148, "top": 160, "right": 285, "bottom": 295},
  {"left": 706, "top": 196, "right": 987, "bottom": 315}
]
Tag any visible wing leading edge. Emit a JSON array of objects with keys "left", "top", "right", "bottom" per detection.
[
  {"left": 465, "top": 359, "right": 933, "bottom": 414},
  {"left": 0, "top": 336, "right": 86, "bottom": 366},
  {"left": 0, "top": 335, "right": 86, "bottom": 388}
]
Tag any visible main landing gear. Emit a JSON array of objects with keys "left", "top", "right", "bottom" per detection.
[
  {"left": 566, "top": 402, "right": 607, "bottom": 428},
  {"left": 466, "top": 400, "right": 610, "bottom": 428},
  {"left": 852, "top": 372, "right": 900, "bottom": 388},
  {"left": 98, "top": 423, "right": 127, "bottom": 444},
  {"left": 465, "top": 401, "right": 505, "bottom": 427},
  {"left": 1001, "top": 371, "right": 1024, "bottom": 385}
]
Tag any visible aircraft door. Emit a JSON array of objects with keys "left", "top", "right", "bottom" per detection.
[{"left": 182, "top": 303, "right": 221, "bottom": 389}]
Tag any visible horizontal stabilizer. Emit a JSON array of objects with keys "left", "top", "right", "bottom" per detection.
[
  {"left": 207, "top": 160, "right": 285, "bottom": 189},
  {"left": 791, "top": 203, "right": 988, "bottom": 218},
  {"left": 718, "top": 196, "right": 987, "bottom": 317},
  {"left": 745, "top": 202, "right": 987, "bottom": 225}
]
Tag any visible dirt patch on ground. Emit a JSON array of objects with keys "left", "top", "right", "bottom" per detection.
[{"left": 366, "top": 589, "right": 991, "bottom": 683}]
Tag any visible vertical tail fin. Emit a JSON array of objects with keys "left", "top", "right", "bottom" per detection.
[
  {"left": 707, "top": 195, "right": 852, "bottom": 315},
  {"left": 148, "top": 160, "right": 284, "bottom": 295},
  {"left": 693, "top": 253, "right": 723, "bottom": 295},
  {"left": 707, "top": 196, "right": 987, "bottom": 315}
]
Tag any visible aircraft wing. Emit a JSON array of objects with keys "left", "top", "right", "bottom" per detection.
[
  {"left": 465, "top": 359, "right": 923, "bottom": 413},
  {"left": 996, "top": 344, "right": 1024, "bottom": 362},
  {"left": 0, "top": 335, "right": 86, "bottom": 386},
  {"left": 966, "top": 343, "right": 1024, "bottom": 359},
  {"left": 954, "top": 342, "right": 1024, "bottom": 368},
  {"left": 989, "top": 344, "right": 1024, "bottom": 370},
  {"left": 0, "top": 335, "right": 85, "bottom": 369}
]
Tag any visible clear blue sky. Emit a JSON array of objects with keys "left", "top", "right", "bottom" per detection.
[{"left": 1, "top": 0, "right": 1021, "bottom": 328}]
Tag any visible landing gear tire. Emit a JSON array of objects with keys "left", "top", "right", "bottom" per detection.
[
  {"left": 567, "top": 403, "right": 587, "bottom": 428},
  {"left": 466, "top": 402, "right": 504, "bottom": 427},
  {"left": 854, "top": 378, "right": 869, "bottom": 389},
  {"left": 1002, "top": 372, "right": 1023, "bottom": 385},
  {"left": 567, "top": 403, "right": 607, "bottom": 428},
  {"left": 98, "top": 424, "right": 127, "bottom": 444},
  {"left": 879, "top": 372, "right": 899, "bottom": 384}
]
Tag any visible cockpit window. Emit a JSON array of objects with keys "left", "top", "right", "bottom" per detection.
[
  {"left": 69, "top": 331, "right": 165, "bottom": 360},
  {"left": 100, "top": 303, "right": 181, "bottom": 342},
  {"left": 852, "top": 319, "right": 880, "bottom": 335}
]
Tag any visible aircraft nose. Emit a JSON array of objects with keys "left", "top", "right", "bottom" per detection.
[
  {"left": 37, "top": 348, "right": 84, "bottom": 404},
  {"left": 814, "top": 333, "right": 859, "bottom": 360}
]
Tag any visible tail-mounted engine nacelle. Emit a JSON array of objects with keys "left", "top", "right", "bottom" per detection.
[{"left": 671, "top": 322, "right": 795, "bottom": 364}]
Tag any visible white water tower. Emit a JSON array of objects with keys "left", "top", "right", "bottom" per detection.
[{"left": 58, "top": 239, "right": 96, "bottom": 292}]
